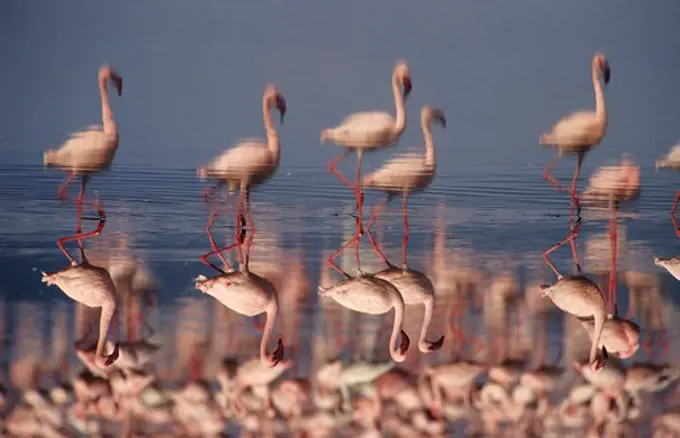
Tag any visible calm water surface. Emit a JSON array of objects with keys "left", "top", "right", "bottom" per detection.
[{"left": 3, "top": 1, "right": 680, "bottom": 436}]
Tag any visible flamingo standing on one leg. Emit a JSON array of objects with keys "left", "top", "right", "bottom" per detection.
[
  {"left": 540, "top": 52, "right": 611, "bottom": 272},
  {"left": 197, "top": 85, "right": 286, "bottom": 268},
  {"left": 43, "top": 65, "right": 123, "bottom": 249},
  {"left": 321, "top": 60, "right": 412, "bottom": 274},
  {"left": 362, "top": 105, "right": 445, "bottom": 268}
]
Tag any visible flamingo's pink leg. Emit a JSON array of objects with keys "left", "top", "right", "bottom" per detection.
[
  {"left": 543, "top": 156, "right": 567, "bottom": 192},
  {"left": 543, "top": 216, "right": 583, "bottom": 278},
  {"left": 354, "top": 153, "right": 364, "bottom": 271},
  {"left": 57, "top": 172, "right": 75, "bottom": 201},
  {"left": 608, "top": 212, "right": 618, "bottom": 314},
  {"left": 244, "top": 188, "right": 256, "bottom": 267},
  {"left": 57, "top": 207, "right": 106, "bottom": 264},
  {"left": 235, "top": 186, "right": 246, "bottom": 266},
  {"left": 327, "top": 236, "right": 359, "bottom": 278},
  {"left": 568, "top": 153, "right": 584, "bottom": 272},
  {"left": 328, "top": 149, "right": 354, "bottom": 190},
  {"left": 365, "top": 196, "right": 391, "bottom": 266},
  {"left": 671, "top": 189, "right": 680, "bottom": 238}
]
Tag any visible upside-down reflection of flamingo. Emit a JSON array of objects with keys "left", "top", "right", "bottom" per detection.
[
  {"left": 43, "top": 65, "right": 123, "bottom": 243},
  {"left": 194, "top": 261, "right": 284, "bottom": 368},
  {"left": 656, "top": 143, "right": 680, "bottom": 232},
  {"left": 541, "top": 52, "right": 611, "bottom": 271},
  {"left": 363, "top": 105, "right": 446, "bottom": 268},
  {"left": 318, "top": 270, "right": 410, "bottom": 363},
  {"left": 322, "top": 60, "right": 412, "bottom": 271},
  {"left": 197, "top": 85, "right": 286, "bottom": 268},
  {"left": 41, "top": 218, "right": 120, "bottom": 369},
  {"left": 540, "top": 275, "right": 606, "bottom": 373}
]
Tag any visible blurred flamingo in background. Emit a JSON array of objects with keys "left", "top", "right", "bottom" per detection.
[
  {"left": 540, "top": 52, "right": 611, "bottom": 272},
  {"left": 43, "top": 65, "right": 122, "bottom": 248},
  {"left": 322, "top": 60, "right": 412, "bottom": 271},
  {"left": 198, "top": 84, "right": 286, "bottom": 268}
]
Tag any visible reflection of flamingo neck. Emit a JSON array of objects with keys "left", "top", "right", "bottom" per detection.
[
  {"left": 392, "top": 73, "right": 406, "bottom": 136},
  {"left": 389, "top": 296, "right": 406, "bottom": 362},
  {"left": 260, "top": 300, "right": 279, "bottom": 366},
  {"left": 417, "top": 297, "right": 435, "bottom": 353},
  {"left": 421, "top": 114, "right": 436, "bottom": 168}
]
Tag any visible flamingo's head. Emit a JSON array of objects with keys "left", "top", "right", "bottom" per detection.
[
  {"left": 194, "top": 274, "right": 215, "bottom": 293},
  {"left": 99, "top": 65, "right": 123, "bottom": 96},
  {"left": 422, "top": 106, "right": 446, "bottom": 129},
  {"left": 593, "top": 52, "right": 610, "bottom": 85},
  {"left": 394, "top": 60, "right": 412, "bottom": 99},
  {"left": 265, "top": 84, "right": 286, "bottom": 124}
]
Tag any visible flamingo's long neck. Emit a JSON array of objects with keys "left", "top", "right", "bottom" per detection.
[
  {"left": 99, "top": 75, "right": 116, "bottom": 135},
  {"left": 592, "top": 66, "right": 607, "bottom": 125},
  {"left": 263, "top": 95, "right": 281, "bottom": 163},
  {"left": 392, "top": 74, "right": 406, "bottom": 137},
  {"left": 260, "top": 299, "right": 279, "bottom": 366},
  {"left": 421, "top": 114, "right": 436, "bottom": 168},
  {"left": 417, "top": 297, "right": 435, "bottom": 353},
  {"left": 389, "top": 295, "right": 406, "bottom": 362}
]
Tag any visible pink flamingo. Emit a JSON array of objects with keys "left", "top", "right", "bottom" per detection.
[
  {"left": 43, "top": 65, "right": 122, "bottom": 245},
  {"left": 322, "top": 60, "right": 412, "bottom": 272},
  {"left": 197, "top": 85, "right": 286, "bottom": 268},
  {"left": 540, "top": 52, "right": 611, "bottom": 272}
]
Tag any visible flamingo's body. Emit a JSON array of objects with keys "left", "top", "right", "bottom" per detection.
[
  {"left": 198, "top": 85, "right": 286, "bottom": 267},
  {"left": 195, "top": 268, "right": 283, "bottom": 367},
  {"left": 44, "top": 65, "right": 122, "bottom": 216},
  {"left": 318, "top": 275, "right": 410, "bottom": 363},
  {"left": 655, "top": 143, "right": 680, "bottom": 170},
  {"left": 41, "top": 260, "right": 119, "bottom": 369},
  {"left": 578, "top": 314, "right": 640, "bottom": 359},
  {"left": 541, "top": 276, "right": 606, "bottom": 372},
  {"left": 654, "top": 255, "right": 680, "bottom": 281},
  {"left": 373, "top": 267, "right": 444, "bottom": 354}
]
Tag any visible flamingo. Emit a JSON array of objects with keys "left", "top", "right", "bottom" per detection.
[
  {"left": 363, "top": 105, "right": 446, "bottom": 268},
  {"left": 43, "top": 65, "right": 122, "bottom": 243},
  {"left": 540, "top": 275, "right": 607, "bottom": 373},
  {"left": 197, "top": 84, "right": 286, "bottom": 267},
  {"left": 656, "top": 143, "right": 680, "bottom": 230},
  {"left": 40, "top": 216, "right": 120, "bottom": 369},
  {"left": 194, "top": 263, "right": 284, "bottom": 368},
  {"left": 540, "top": 52, "right": 611, "bottom": 271},
  {"left": 322, "top": 60, "right": 412, "bottom": 270},
  {"left": 318, "top": 271, "right": 410, "bottom": 364},
  {"left": 373, "top": 266, "right": 444, "bottom": 354}
]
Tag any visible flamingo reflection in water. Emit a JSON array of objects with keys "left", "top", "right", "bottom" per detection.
[
  {"left": 43, "top": 65, "right": 123, "bottom": 247},
  {"left": 323, "top": 60, "right": 412, "bottom": 272},
  {"left": 541, "top": 52, "right": 611, "bottom": 272},
  {"left": 41, "top": 211, "right": 120, "bottom": 369},
  {"left": 197, "top": 84, "right": 286, "bottom": 268}
]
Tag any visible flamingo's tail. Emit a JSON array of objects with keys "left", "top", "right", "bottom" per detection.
[{"left": 43, "top": 150, "right": 59, "bottom": 167}]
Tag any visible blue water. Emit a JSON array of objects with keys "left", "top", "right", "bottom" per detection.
[{"left": 3, "top": 1, "right": 680, "bottom": 435}]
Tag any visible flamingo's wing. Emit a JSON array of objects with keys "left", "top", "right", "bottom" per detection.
[
  {"left": 546, "top": 110, "right": 600, "bottom": 146},
  {"left": 206, "top": 140, "right": 272, "bottom": 177},
  {"left": 363, "top": 154, "right": 428, "bottom": 190},
  {"left": 54, "top": 128, "right": 116, "bottom": 170},
  {"left": 339, "top": 111, "right": 395, "bottom": 132}
]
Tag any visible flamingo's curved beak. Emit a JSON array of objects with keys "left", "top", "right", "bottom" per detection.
[
  {"left": 402, "top": 75, "right": 412, "bottom": 99},
  {"left": 111, "top": 73, "right": 123, "bottom": 96},
  {"left": 276, "top": 95, "right": 287, "bottom": 124},
  {"left": 600, "top": 59, "right": 611, "bottom": 85}
]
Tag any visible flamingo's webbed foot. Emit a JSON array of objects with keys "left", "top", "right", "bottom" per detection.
[
  {"left": 427, "top": 335, "right": 445, "bottom": 352},
  {"left": 399, "top": 330, "right": 411, "bottom": 355}
]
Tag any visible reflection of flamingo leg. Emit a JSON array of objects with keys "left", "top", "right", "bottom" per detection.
[
  {"left": 608, "top": 209, "right": 618, "bottom": 314},
  {"left": 57, "top": 207, "right": 106, "bottom": 264},
  {"left": 205, "top": 212, "right": 232, "bottom": 271},
  {"left": 327, "top": 238, "right": 358, "bottom": 277},
  {"left": 568, "top": 153, "right": 584, "bottom": 272},
  {"left": 449, "top": 300, "right": 484, "bottom": 359},
  {"left": 244, "top": 188, "right": 256, "bottom": 267},
  {"left": 543, "top": 216, "right": 582, "bottom": 278},
  {"left": 401, "top": 191, "right": 410, "bottom": 269},
  {"left": 365, "top": 194, "right": 393, "bottom": 266},
  {"left": 235, "top": 185, "right": 246, "bottom": 266}
]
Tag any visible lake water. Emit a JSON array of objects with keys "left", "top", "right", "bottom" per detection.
[{"left": 2, "top": 1, "right": 680, "bottom": 436}]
